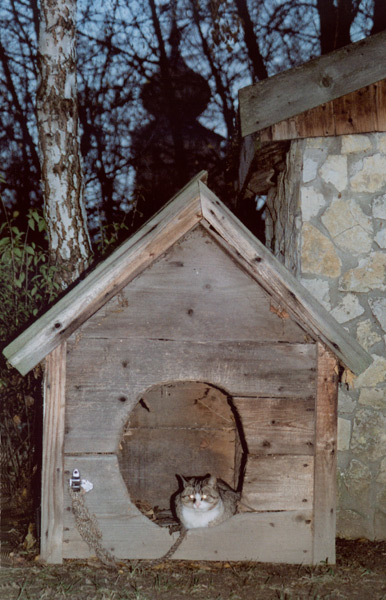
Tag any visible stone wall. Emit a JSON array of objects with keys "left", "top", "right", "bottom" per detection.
[{"left": 265, "top": 133, "right": 386, "bottom": 540}]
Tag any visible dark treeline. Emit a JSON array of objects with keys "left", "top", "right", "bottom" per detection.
[{"left": 0, "top": 0, "right": 385, "bottom": 246}]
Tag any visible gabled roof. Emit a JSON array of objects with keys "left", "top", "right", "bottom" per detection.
[
  {"left": 3, "top": 172, "right": 372, "bottom": 376},
  {"left": 239, "top": 30, "right": 386, "bottom": 137}
]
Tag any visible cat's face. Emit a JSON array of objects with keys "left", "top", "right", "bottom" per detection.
[{"left": 180, "top": 475, "right": 219, "bottom": 512}]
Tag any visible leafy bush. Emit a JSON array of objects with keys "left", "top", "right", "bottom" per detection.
[
  {"left": 0, "top": 200, "right": 60, "bottom": 519},
  {"left": 0, "top": 207, "right": 60, "bottom": 340}
]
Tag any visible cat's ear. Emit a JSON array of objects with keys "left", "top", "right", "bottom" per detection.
[
  {"left": 207, "top": 474, "right": 217, "bottom": 486},
  {"left": 176, "top": 474, "right": 188, "bottom": 487}
]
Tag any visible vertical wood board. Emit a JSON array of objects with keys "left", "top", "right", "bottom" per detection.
[
  {"left": 313, "top": 343, "right": 338, "bottom": 564},
  {"left": 41, "top": 343, "right": 66, "bottom": 564}
]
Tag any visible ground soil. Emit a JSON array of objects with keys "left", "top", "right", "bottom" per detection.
[{"left": 1, "top": 539, "right": 385, "bottom": 599}]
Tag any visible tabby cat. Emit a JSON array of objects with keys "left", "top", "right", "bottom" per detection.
[{"left": 157, "top": 474, "right": 239, "bottom": 562}]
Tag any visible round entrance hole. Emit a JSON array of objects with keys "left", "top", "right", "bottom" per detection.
[{"left": 117, "top": 381, "right": 247, "bottom": 524}]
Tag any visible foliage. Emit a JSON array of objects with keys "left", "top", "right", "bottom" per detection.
[
  {"left": 0, "top": 205, "right": 60, "bottom": 340},
  {"left": 0, "top": 197, "right": 59, "bottom": 517}
]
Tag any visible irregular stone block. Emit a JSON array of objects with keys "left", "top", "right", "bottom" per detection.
[
  {"left": 340, "top": 252, "right": 386, "bottom": 292},
  {"left": 351, "top": 407, "right": 386, "bottom": 462},
  {"left": 322, "top": 198, "right": 373, "bottom": 254},
  {"left": 330, "top": 293, "right": 365, "bottom": 323},
  {"left": 341, "top": 135, "right": 372, "bottom": 154},
  {"left": 355, "top": 355, "right": 386, "bottom": 388},
  {"left": 301, "top": 223, "right": 342, "bottom": 277},
  {"left": 373, "top": 194, "right": 386, "bottom": 219},
  {"left": 359, "top": 388, "right": 386, "bottom": 410},
  {"left": 368, "top": 297, "right": 386, "bottom": 332},
  {"left": 320, "top": 155, "right": 348, "bottom": 191},
  {"left": 351, "top": 154, "right": 386, "bottom": 193},
  {"left": 300, "top": 278, "right": 331, "bottom": 310},
  {"left": 300, "top": 186, "right": 326, "bottom": 220},
  {"left": 356, "top": 319, "right": 382, "bottom": 351},
  {"left": 338, "top": 417, "right": 351, "bottom": 450}
]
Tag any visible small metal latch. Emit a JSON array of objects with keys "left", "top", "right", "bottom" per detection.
[
  {"left": 70, "top": 468, "right": 81, "bottom": 492},
  {"left": 69, "top": 468, "right": 94, "bottom": 493}
]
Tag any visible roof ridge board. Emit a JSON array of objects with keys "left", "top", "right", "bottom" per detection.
[
  {"left": 239, "top": 30, "right": 386, "bottom": 137},
  {"left": 3, "top": 173, "right": 205, "bottom": 375},
  {"left": 199, "top": 180, "right": 372, "bottom": 375}
]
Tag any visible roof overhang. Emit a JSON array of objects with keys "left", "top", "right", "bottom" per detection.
[{"left": 3, "top": 172, "right": 372, "bottom": 376}]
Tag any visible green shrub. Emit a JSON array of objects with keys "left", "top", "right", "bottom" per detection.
[{"left": 0, "top": 207, "right": 60, "bottom": 340}]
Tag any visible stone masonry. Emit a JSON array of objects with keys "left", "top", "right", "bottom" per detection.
[{"left": 265, "top": 133, "right": 386, "bottom": 540}]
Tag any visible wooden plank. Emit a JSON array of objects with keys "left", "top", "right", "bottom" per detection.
[
  {"left": 258, "top": 83, "right": 384, "bottom": 141},
  {"left": 173, "top": 511, "right": 313, "bottom": 563},
  {"left": 234, "top": 396, "right": 315, "bottom": 455},
  {"left": 63, "top": 454, "right": 174, "bottom": 559},
  {"left": 64, "top": 339, "right": 317, "bottom": 453},
  {"left": 313, "top": 343, "right": 338, "bottom": 564},
  {"left": 242, "top": 455, "right": 314, "bottom": 511},
  {"left": 3, "top": 172, "right": 207, "bottom": 376},
  {"left": 79, "top": 226, "right": 306, "bottom": 344},
  {"left": 239, "top": 31, "right": 386, "bottom": 136},
  {"left": 40, "top": 343, "right": 66, "bottom": 564},
  {"left": 334, "top": 85, "right": 378, "bottom": 135},
  {"left": 62, "top": 458, "right": 313, "bottom": 562},
  {"left": 200, "top": 181, "right": 373, "bottom": 375},
  {"left": 376, "top": 79, "right": 386, "bottom": 130}
]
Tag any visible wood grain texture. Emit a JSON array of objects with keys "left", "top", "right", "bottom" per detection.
[
  {"left": 258, "top": 82, "right": 386, "bottom": 141},
  {"left": 62, "top": 456, "right": 313, "bottom": 562},
  {"left": 233, "top": 396, "right": 315, "bottom": 455},
  {"left": 64, "top": 339, "right": 316, "bottom": 453},
  {"left": 239, "top": 31, "right": 386, "bottom": 136},
  {"left": 200, "top": 183, "right": 372, "bottom": 375},
  {"left": 242, "top": 455, "right": 314, "bottom": 511},
  {"left": 313, "top": 343, "right": 338, "bottom": 564},
  {"left": 3, "top": 172, "right": 207, "bottom": 375},
  {"left": 41, "top": 343, "right": 66, "bottom": 563},
  {"left": 77, "top": 226, "right": 306, "bottom": 344}
]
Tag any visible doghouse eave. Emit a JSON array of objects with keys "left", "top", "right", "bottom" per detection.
[{"left": 3, "top": 173, "right": 371, "bottom": 376}]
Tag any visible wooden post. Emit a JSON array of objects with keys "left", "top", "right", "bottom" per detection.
[
  {"left": 40, "top": 343, "right": 66, "bottom": 563},
  {"left": 313, "top": 343, "right": 338, "bottom": 564}
]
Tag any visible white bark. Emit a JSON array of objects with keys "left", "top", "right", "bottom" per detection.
[{"left": 37, "top": 0, "right": 92, "bottom": 287}]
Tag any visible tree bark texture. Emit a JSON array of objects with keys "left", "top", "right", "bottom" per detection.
[{"left": 37, "top": 0, "right": 92, "bottom": 287}]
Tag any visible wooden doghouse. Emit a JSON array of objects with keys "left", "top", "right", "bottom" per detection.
[{"left": 3, "top": 173, "right": 371, "bottom": 565}]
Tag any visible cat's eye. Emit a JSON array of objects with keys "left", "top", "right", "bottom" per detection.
[
  {"left": 202, "top": 494, "right": 207, "bottom": 499},
  {"left": 189, "top": 494, "right": 195, "bottom": 500}
]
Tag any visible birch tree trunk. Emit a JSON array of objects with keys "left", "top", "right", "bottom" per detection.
[{"left": 37, "top": 0, "right": 92, "bottom": 288}]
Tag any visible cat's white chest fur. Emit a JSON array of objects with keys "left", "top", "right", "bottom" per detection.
[{"left": 180, "top": 499, "right": 224, "bottom": 529}]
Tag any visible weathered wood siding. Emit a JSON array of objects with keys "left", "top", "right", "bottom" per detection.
[
  {"left": 258, "top": 81, "right": 386, "bottom": 142},
  {"left": 65, "top": 226, "right": 313, "bottom": 453},
  {"left": 61, "top": 225, "right": 324, "bottom": 562},
  {"left": 62, "top": 454, "right": 313, "bottom": 562}
]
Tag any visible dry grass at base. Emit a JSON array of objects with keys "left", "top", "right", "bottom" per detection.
[{"left": 0, "top": 539, "right": 385, "bottom": 600}]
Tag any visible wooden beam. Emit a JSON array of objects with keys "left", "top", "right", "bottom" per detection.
[
  {"left": 239, "top": 31, "right": 386, "bottom": 137},
  {"left": 313, "top": 344, "right": 338, "bottom": 564},
  {"left": 40, "top": 343, "right": 66, "bottom": 564}
]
